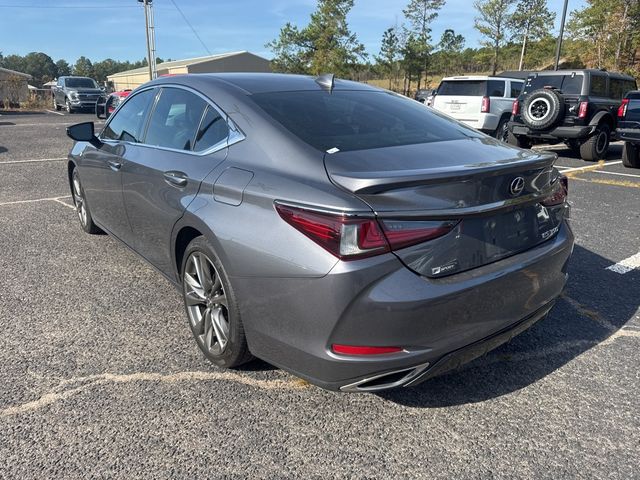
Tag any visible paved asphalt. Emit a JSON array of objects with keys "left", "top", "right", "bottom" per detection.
[{"left": 0, "top": 110, "right": 639, "bottom": 479}]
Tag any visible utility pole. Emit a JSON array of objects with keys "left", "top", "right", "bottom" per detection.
[
  {"left": 138, "top": 0, "right": 157, "bottom": 81},
  {"left": 554, "top": 0, "right": 569, "bottom": 70}
]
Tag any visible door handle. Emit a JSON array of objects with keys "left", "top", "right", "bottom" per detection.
[
  {"left": 107, "top": 160, "right": 122, "bottom": 171},
  {"left": 163, "top": 171, "right": 188, "bottom": 187}
]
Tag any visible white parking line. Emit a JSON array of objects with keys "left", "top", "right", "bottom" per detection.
[
  {"left": 560, "top": 160, "right": 623, "bottom": 174},
  {"left": 594, "top": 170, "right": 640, "bottom": 179},
  {"left": 0, "top": 157, "right": 66, "bottom": 164},
  {"left": 46, "top": 109, "right": 65, "bottom": 116},
  {"left": 0, "top": 195, "right": 72, "bottom": 208},
  {"left": 606, "top": 252, "right": 640, "bottom": 274}
]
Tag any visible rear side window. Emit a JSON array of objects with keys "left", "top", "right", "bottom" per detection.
[
  {"left": 145, "top": 87, "right": 208, "bottom": 151},
  {"left": 510, "top": 82, "right": 523, "bottom": 98},
  {"left": 194, "top": 106, "right": 229, "bottom": 152},
  {"left": 487, "top": 80, "right": 505, "bottom": 97},
  {"left": 251, "top": 90, "right": 483, "bottom": 153},
  {"left": 610, "top": 79, "right": 625, "bottom": 100},
  {"left": 590, "top": 75, "right": 607, "bottom": 97},
  {"left": 438, "top": 80, "right": 487, "bottom": 96},
  {"left": 101, "top": 89, "right": 155, "bottom": 143}
]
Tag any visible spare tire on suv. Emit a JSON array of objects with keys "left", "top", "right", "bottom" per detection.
[{"left": 522, "top": 89, "right": 564, "bottom": 130}]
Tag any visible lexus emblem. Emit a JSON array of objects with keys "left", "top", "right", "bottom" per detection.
[{"left": 509, "top": 177, "right": 525, "bottom": 196}]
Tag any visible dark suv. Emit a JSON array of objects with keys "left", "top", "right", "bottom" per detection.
[{"left": 507, "top": 69, "right": 637, "bottom": 161}]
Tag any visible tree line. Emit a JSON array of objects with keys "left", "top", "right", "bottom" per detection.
[
  {"left": 267, "top": 0, "right": 640, "bottom": 94},
  {"left": 0, "top": 52, "right": 168, "bottom": 88}
]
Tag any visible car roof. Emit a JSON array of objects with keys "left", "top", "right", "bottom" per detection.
[
  {"left": 149, "top": 72, "right": 382, "bottom": 95},
  {"left": 441, "top": 75, "right": 522, "bottom": 82},
  {"left": 527, "top": 69, "right": 635, "bottom": 80}
]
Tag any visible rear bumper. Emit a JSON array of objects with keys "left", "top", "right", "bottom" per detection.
[
  {"left": 233, "top": 220, "right": 574, "bottom": 392},
  {"left": 455, "top": 113, "right": 500, "bottom": 132},
  {"left": 617, "top": 127, "right": 640, "bottom": 143},
  {"left": 511, "top": 123, "right": 596, "bottom": 139}
]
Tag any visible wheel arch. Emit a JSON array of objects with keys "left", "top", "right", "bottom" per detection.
[
  {"left": 171, "top": 213, "right": 229, "bottom": 285},
  {"left": 590, "top": 110, "right": 614, "bottom": 130},
  {"left": 67, "top": 160, "right": 77, "bottom": 194}
]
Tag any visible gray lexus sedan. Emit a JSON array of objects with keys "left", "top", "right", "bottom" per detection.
[{"left": 66, "top": 73, "right": 573, "bottom": 392}]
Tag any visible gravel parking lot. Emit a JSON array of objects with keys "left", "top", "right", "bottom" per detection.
[{"left": 1, "top": 110, "right": 639, "bottom": 479}]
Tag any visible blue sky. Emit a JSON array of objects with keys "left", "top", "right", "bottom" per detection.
[{"left": 0, "top": 0, "right": 586, "bottom": 64}]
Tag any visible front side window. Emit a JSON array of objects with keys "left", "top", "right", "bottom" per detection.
[
  {"left": 101, "top": 89, "right": 155, "bottom": 143},
  {"left": 194, "top": 106, "right": 229, "bottom": 152},
  {"left": 251, "top": 90, "right": 482, "bottom": 153},
  {"left": 145, "top": 87, "right": 207, "bottom": 151}
]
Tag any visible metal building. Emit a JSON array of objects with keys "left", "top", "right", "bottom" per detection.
[{"left": 107, "top": 51, "right": 271, "bottom": 91}]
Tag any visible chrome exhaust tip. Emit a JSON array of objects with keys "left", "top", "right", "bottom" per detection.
[{"left": 339, "top": 362, "right": 430, "bottom": 393}]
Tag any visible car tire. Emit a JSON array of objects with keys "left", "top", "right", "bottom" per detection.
[
  {"left": 579, "top": 124, "right": 610, "bottom": 161},
  {"left": 494, "top": 117, "right": 510, "bottom": 141},
  {"left": 71, "top": 168, "right": 102, "bottom": 234},
  {"left": 622, "top": 141, "right": 640, "bottom": 168},
  {"left": 506, "top": 130, "right": 532, "bottom": 149},
  {"left": 522, "top": 89, "right": 564, "bottom": 130},
  {"left": 181, "top": 236, "right": 253, "bottom": 369},
  {"left": 65, "top": 98, "right": 73, "bottom": 114}
]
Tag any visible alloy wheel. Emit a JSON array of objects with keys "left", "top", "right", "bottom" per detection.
[
  {"left": 183, "top": 252, "right": 230, "bottom": 355},
  {"left": 72, "top": 173, "right": 88, "bottom": 227}
]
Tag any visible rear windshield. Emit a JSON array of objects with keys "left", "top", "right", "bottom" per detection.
[
  {"left": 251, "top": 90, "right": 482, "bottom": 152},
  {"left": 438, "top": 80, "right": 487, "bottom": 96},
  {"left": 524, "top": 74, "right": 583, "bottom": 95},
  {"left": 65, "top": 77, "right": 97, "bottom": 88}
]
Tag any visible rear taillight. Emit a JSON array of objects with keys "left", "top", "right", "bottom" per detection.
[
  {"left": 512, "top": 100, "right": 520, "bottom": 116},
  {"left": 542, "top": 175, "right": 568, "bottom": 206},
  {"left": 275, "top": 204, "right": 457, "bottom": 260},
  {"left": 578, "top": 101, "right": 589, "bottom": 119},
  {"left": 618, "top": 98, "right": 629, "bottom": 118},
  {"left": 481, "top": 96, "right": 490, "bottom": 113}
]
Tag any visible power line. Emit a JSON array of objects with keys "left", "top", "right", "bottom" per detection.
[
  {"left": 0, "top": 3, "right": 141, "bottom": 8},
  {"left": 168, "top": 0, "right": 212, "bottom": 55}
]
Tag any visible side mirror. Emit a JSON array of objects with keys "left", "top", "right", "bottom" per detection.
[{"left": 66, "top": 122, "right": 102, "bottom": 148}]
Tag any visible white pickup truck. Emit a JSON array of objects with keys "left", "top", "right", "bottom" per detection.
[{"left": 431, "top": 75, "right": 524, "bottom": 139}]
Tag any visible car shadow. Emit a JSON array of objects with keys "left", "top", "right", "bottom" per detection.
[
  {"left": 377, "top": 244, "right": 639, "bottom": 407},
  {"left": 544, "top": 142, "right": 623, "bottom": 160},
  {"left": 0, "top": 146, "right": 7, "bottom": 153},
  {"left": 0, "top": 110, "right": 47, "bottom": 116}
]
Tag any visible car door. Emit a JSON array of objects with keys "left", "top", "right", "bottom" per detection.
[
  {"left": 80, "top": 88, "right": 156, "bottom": 242},
  {"left": 120, "top": 86, "right": 231, "bottom": 276}
]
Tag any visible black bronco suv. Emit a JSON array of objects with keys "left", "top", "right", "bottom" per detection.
[{"left": 507, "top": 69, "right": 637, "bottom": 161}]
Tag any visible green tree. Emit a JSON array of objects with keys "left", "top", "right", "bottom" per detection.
[
  {"left": 19, "top": 52, "right": 57, "bottom": 86},
  {"left": 509, "top": 0, "right": 555, "bottom": 70},
  {"left": 73, "top": 56, "right": 94, "bottom": 78},
  {"left": 375, "top": 27, "right": 400, "bottom": 89},
  {"left": 55, "top": 59, "right": 71, "bottom": 77},
  {"left": 437, "top": 29, "right": 465, "bottom": 74},
  {"left": 474, "top": 0, "right": 515, "bottom": 75},
  {"left": 403, "top": 0, "right": 445, "bottom": 89},
  {"left": 266, "top": 0, "right": 367, "bottom": 76}
]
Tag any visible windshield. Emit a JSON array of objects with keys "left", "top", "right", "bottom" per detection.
[
  {"left": 251, "top": 90, "right": 482, "bottom": 152},
  {"left": 524, "top": 74, "right": 583, "bottom": 95},
  {"left": 65, "top": 77, "right": 97, "bottom": 89}
]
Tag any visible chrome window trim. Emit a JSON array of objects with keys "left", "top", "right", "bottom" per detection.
[{"left": 98, "top": 83, "right": 245, "bottom": 157}]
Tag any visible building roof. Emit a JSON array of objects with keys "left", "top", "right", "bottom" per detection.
[
  {"left": 0, "top": 67, "right": 31, "bottom": 79},
  {"left": 108, "top": 51, "right": 265, "bottom": 78}
]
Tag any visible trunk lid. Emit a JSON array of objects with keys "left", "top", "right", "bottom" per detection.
[{"left": 324, "top": 137, "right": 564, "bottom": 278}]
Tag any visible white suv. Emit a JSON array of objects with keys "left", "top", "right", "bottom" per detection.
[{"left": 431, "top": 76, "right": 524, "bottom": 139}]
